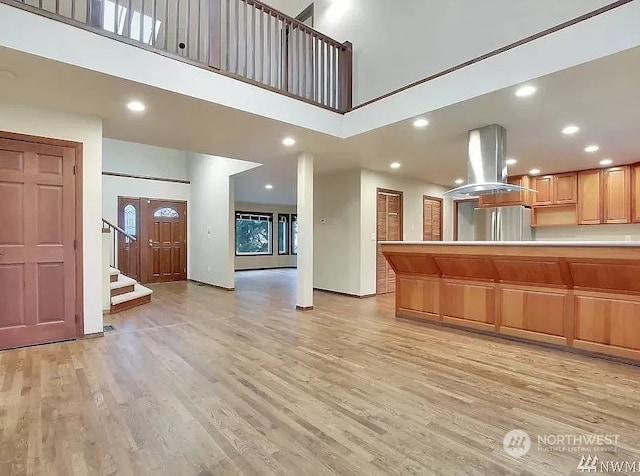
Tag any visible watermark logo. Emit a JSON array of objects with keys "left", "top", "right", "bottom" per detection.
[
  {"left": 503, "top": 429, "right": 531, "bottom": 458},
  {"left": 577, "top": 455, "right": 599, "bottom": 472}
]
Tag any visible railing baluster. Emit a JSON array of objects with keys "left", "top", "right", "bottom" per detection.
[
  {"left": 175, "top": 0, "right": 180, "bottom": 53},
  {"left": 243, "top": 0, "right": 248, "bottom": 76},
  {"left": 140, "top": 0, "right": 145, "bottom": 43},
  {"left": 320, "top": 40, "right": 325, "bottom": 106},
  {"left": 267, "top": 12, "right": 271, "bottom": 86},
  {"left": 196, "top": 0, "right": 201, "bottom": 61},
  {"left": 258, "top": 6, "right": 263, "bottom": 83},
  {"left": 163, "top": 0, "right": 168, "bottom": 49},
  {"left": 251, "top": 2, "right": 255, "bottom": 79},
  {"left": 185, "top": 0, "right": 190, "bottom": 56},
  {"left": 114, "top": 0, "right": 119, "bottom": 34},
  {"left": 234, "top": 0, "right": 239, "bottom": 73},
  {"left": 152, "top": 0, "right": 157, "bottom": 46},
  {"left": 333, "top": 46, "right": 340, "bottom": 109},
  {"left": 302, "top": 27, "right": 307, "bottom": 99}
]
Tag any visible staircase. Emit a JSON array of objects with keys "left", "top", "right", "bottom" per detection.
[{"left": 109, "top": 267, "right": 153, "bottom": 313}]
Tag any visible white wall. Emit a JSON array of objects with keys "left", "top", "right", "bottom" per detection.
[
  {"left": 535, "top": 224, "right": 640, "bottom": 242},
  {"left": 268, "top": 0, "right": 612, "bottom": 106},
  {"left": 0, "top": 104, "right": 103, "bottom": 335},
  {"left": 314, "top": 169, "right": 361, "bottom": 295},
  {"left": 234, "top": 202, "right": 298, "bottom": 270},
  {"left": 360, "top": 169, "right": 452, "bottom": 295},
  {"left": 189, "top": 153, "right": 258, "bottom": 289}
]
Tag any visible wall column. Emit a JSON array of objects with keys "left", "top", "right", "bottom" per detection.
[{"left": 296, "top": 153, "right": 314, "bottom": 310}]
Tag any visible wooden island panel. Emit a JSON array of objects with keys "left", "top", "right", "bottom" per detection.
[{"left": 381, "top": 243, "right": 640, "bottom": 363}]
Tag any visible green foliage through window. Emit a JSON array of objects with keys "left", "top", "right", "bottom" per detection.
[{"left": 235, "top": 212, "right": 272, "bottom": 255}]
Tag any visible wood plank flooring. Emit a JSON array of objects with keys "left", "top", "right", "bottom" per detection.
[{"left": 1, "top": 269, "right": 640, "bottom": 475}]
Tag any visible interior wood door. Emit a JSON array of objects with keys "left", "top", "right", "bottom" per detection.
[
  {"left": 423, "top": 196, "right": 443, "bottom": 241},
  {"left": 0, "top": 137, "right": 77, "bottom": 349},
  {"left": 376, "top": 189, "right": 402, "bottom": 295},
  {"left": 117, "top": 197, "right": 140, "bottom": 281},
  {"left": 144, "top": 199, "right": 187, "bottom": 283}
]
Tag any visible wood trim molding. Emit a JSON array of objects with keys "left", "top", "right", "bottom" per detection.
[
  {"left": 314, "top": 288, "right": 376, "bottom": 299},
  {"left": 351, "top": 0, "right": 634, "bottom": 111},
  {"left": 103, "top": 171, "right": 190, "bottom": 185},
  {"left": 188, "top": 279, "right": 235, "bottom": 291},
  {"left": 236, "top": 266, "right": 297, "bottom": 271},
  {"left": 0, "top": 130, "right": 85, "bottom": 338}
]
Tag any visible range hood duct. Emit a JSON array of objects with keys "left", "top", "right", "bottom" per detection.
[{"left": 444, "top": 124, "right": 534, "bottom": 197}]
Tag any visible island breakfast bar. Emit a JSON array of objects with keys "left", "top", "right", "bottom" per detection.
[{"left": 380, "top": 241, "right": 640, "bottom": 362}]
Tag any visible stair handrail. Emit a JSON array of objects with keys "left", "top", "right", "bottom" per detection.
[{"left": 102, "top": 218, "right": 136, "bottom": 241}]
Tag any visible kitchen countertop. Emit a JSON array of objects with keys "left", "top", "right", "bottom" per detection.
[{"left": 379, "top": 241, "right": 640, "bottom": 247}]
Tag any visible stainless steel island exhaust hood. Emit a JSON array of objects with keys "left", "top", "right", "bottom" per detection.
[{"left": 444, "top": 124, "right": 534, "bottom": 197}]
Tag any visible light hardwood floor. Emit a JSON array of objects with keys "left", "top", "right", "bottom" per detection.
[{"left": 1, "top": 269, "right": 640, "bottom": 475}]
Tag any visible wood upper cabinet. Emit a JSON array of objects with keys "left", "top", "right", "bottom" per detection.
[
  {"left": 603, "top": 166, "right": 631, "bottom": 224},
  {"left": 632, "top": 164, "right": 640, "bottom": 223},
  {"left": 554, "top": 173, "right": 577, "bottom": 204},
  {"left": 532, "top": 175, "right": 554, "bottom": 206},
  {"left": 578, "top": 170, "right": 602, "bottom": 225},
  {"left": 479, "top": 175, "right": 531, "bottom": 208}
]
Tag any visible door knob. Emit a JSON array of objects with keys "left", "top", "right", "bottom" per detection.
[{"left": 148, "top": 239, "right": 153, "bottom": 247}]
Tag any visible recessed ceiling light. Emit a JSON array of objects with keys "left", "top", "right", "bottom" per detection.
[
  {"left": 390, "top": 162, "right": 401, "bottom": 169},
  {"left": 529, "top": 168, "right": 541, "bottom": 175},
  {"left": 506, "top": 158, "right": 517, "bottom": 165},
  {"left": 515, "top": 85, "right": 536, "bottom": 97},
  {"left": 413, "top": 118, "right": 429, "bottom": 128},
  {"left": 600, "top": 159, "right": 613, "bottom": 166},
  {"left": 562, "top": 125, "right": 580, "bottom": 135},
  {"left": 265, "top": 184, "right": 273, "bottom": 190},
  {"left": 585, "top": 145, "right": 599, "bottom": 153},
  {"left": 282, "top": 137, "right": 296, "bottom": 146},
  {"left": 454, "top": 178, "right": 464, "bottom": 185},
  {"left": 127, "top": 100, "right": 146, "bottom": 112}
]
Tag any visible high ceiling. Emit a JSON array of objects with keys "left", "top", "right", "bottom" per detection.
[{"left": 1, "top": 43, "right": 639, "bottom": 205}]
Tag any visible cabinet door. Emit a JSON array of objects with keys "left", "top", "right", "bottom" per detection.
[
  {"left": 578, "top": 170, "right": 602, "bottom": 225},
  {"left": 603, "top": 166, "right": 631, "bottom": 224},
  {"left": 554, "top": 173, "right": 577, "bottom": 204},
  {"left": 532, "top": 175, "right": 554, "bottom": 206},
  {"left": 478, "top": 194, "right": 496, "bottom": 208},
  {"left": 632, "top": 164, "right": 640, "bottom": 223}
]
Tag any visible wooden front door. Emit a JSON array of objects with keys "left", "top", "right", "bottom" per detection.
[
  {"left": 376, "top": 189, "right": 403, "bottom": 295},
  {"left": 423, "top": 195, "right": 443, "bottom": 241},
  {"left": 0, "top": 136, "right": 78, "bottom": 349},
  {"left": 143, "top": 199, "right": 187, "bottom": 283},
  {"left": 117, "top": 197, "right": 140, "bottom": 281}
]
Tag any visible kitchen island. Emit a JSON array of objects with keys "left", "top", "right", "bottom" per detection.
[{"left": 380, "top": 241, "right": 640, "bottom": 362}]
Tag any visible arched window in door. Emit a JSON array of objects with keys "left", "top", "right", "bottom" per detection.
[
  {"left": 154, "top": 207, "right": 179, "bottom": 218},
  {"left": 123, "top": 204, "right": 137, "bottom": 239}
]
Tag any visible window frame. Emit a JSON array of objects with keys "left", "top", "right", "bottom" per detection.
[
  {"left": 277, "top": 214, "right": 290, "bottom": 255},
  {"left": 291, "top": 213, "right": 298, "bottom": 255},
  {"left": 235, "top": 211, "right": 274, "bottom": 256}
]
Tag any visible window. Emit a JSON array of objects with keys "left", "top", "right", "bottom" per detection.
[
  {"left": 102, "top": 0, "right": 161, "bottom": 45},
  {"left": 291, "top": 214, "right": 298, "bottom": 255},
  {"left": 278, "top": 214, "right": 289, "bottom": 255},
  {"left": 154, "top": 207, "right": 179, "bottom": 218},
  {"left": 123, "top": 204, "right": 137, "bottom": 241},
  {"left": 235, "top": 212, "right": 273, "bottom": 255}
]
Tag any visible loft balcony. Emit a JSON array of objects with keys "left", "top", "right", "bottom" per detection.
[{"left": 2, "top": 0, "right": 353, "bottom": 112}]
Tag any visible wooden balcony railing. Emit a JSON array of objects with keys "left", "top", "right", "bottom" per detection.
[{"left": 5, "top": 0, "right": 353, "bottom": 112}]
